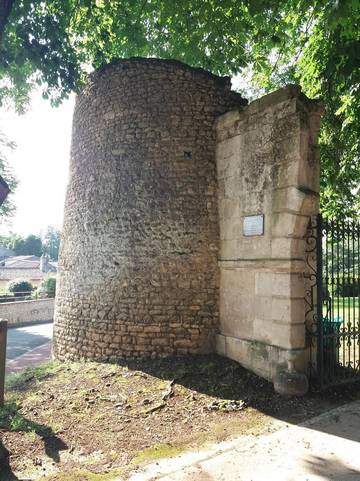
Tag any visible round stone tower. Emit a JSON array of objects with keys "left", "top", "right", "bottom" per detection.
[{"left": 53, "top": 58, "right": 246, "bottom": 361}]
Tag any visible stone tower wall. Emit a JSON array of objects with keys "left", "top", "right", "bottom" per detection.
[{"left": 54, "top": 58, "right": 246, "bottom": 361}]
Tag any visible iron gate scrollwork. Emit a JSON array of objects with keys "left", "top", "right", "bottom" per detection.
[{"left": 306, "top": 214, "right": 360, "bottom": 389}]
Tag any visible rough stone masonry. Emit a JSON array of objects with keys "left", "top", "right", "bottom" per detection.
[
  {"left": 54, "top": 58, "right": 246, "bottom": 361},
  {"left": 54, "top": 58, "right": 322, "bottom": 394}
]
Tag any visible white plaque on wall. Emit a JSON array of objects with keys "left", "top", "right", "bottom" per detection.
[{"left": 243, "top": 214, "right": 264, "bottom": 236}]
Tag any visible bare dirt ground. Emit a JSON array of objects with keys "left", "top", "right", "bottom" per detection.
[{"left": 1, "top": 355, "right": 360, "bottom": 481}]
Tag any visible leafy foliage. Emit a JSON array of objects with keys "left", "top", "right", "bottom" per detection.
[
  {"left": 249, "top": 1, "right": 360, "bottom": 219},
  {"left": 0, "top": 232, "right": 19, "bottom": 249},
  {"left": 7, "top": 278, "right": 33, "bottom": 295},
  {"left": 0, "top": 0, "right": 359, "bottom": 216},
  {"left": 42, "top": 226, "right": 61, "bottom": 260},
  {"left": 0, "top": 132, "right": 17, "bottom": 220},
  {"left": 9, "top": 234, "right": 43, "bottom": 257},
  {"left": 336, "top": 281, "right": 359, "bottom": 297},
  {"left": 0, "top": 227, "right": 61, "bottom": 259},
  {"left": 38, "top": 276, "right": 57, "bottom": 298}
]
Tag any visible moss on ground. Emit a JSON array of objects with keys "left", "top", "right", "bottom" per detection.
[{"left": 132, "top": 442, "right": 185, "bottom": 465}]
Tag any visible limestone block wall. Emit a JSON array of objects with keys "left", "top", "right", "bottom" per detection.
[
  {"left": 54, "top": 58, "right": 246, "bottom": 361},
  {"left": 215, "top": 86, "right": 323, "bottom": 383},
  {"left": 0, "top": 298, "right": 54, "bottom": 326}
]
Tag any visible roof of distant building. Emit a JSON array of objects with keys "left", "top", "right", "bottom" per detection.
[{"left": 0, "top": 255, "right": 57, "bottom": 272}]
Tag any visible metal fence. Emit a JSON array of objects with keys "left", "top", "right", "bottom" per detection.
[{"left": 307, "top": 215, "right": 360, "bottom": 389}]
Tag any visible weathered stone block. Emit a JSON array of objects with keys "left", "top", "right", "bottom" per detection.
[
  {"left": 254, "top": 295, "right": 273, "bottom": 321},
  {"left": 215, "top": 334, "right": 226, "bottom": 356},
  {"left": 254, "top": 318, "right": 306, "bottom": 349},
  {"left": 272, "top": 212, "right": 310, "bottom": 238},
  {"left": 255, "top": 272, "right": 305, "bottom": 298},
  {"left": 225, "top": 335, "right": 271, "bottom": 380},
  {"left": 221, "top": 268, "right": 255, "bottom": 295},
  {"left": 273, "top": 186, "right": 319, "bottom": 215},
  {"left": 271, "top": 297, "right": 305, "bottom": 324},
  {"left": 271, "top": 238, "right": 305, "bottom": 259}
]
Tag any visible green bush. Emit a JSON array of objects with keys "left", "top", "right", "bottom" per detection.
[
  {"left": 335, "top": 278, "right": 360, "bottom": 297},
  {"left": 7, "top": 279, "right": 34, "bottom": 297},
  {"left": 38, "top": 276, "right": 56, "bottom": 298}
]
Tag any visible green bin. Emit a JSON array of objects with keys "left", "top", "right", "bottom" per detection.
[{"left": 322, "top": 317, "right": 342, "bottom": 366}]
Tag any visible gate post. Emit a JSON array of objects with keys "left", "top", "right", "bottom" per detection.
[
  {"left": 215, "top": 85, "right": 324, "bottom": 395},
  {"left": 0, "top": 320, "right": 7, "bottom": 406}
]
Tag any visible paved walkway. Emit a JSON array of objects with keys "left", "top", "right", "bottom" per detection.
[
  {"left": 6, "top": 322, "right": 53, "bottom": 374},
  {"left": 6, "top": 322, "right": 53, "bottom": 361},
  {"left": 6, "top": 341, "right": 52, "bottom": 374},
  {"left": 126, "top": 401, "right": 360, "bottom": 481}
]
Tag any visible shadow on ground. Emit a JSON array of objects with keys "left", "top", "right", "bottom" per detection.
[
  {"left": 0, "top": 401, "right": 67, "bottom": 481},
  {"left": 3, "top": 354, "right": 360, "bottom": 479},
  {"left": 0, "top": 441, "right": 18, "bottom": 481},
  {"left": 119, "top": 354, "right": 360, "bottom": 443},
  {"left": 304, "top": 455, "right": 360, "bottom": 480}
]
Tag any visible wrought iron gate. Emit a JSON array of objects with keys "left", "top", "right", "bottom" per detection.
[{"left": 306, "top": 214, "right": 360, "bottom": 389}]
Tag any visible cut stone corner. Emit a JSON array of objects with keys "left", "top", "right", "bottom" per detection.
[
  {"left": 273, "top": 366, "right": 309, "bottom": 397},
  {"left": 215, "top": 334, "right": 309, "bottom": 396}
]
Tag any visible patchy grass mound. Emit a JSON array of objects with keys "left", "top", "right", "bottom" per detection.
[{"left": 1, "top": 355, "right": 360, "bottom": 480}]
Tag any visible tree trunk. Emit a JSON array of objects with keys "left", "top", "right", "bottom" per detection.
[{"left": 0, "top": 0, "right": 15, "bottom": 42}]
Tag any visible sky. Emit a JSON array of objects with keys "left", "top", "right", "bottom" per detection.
[
  {"left": 0, "top": 74, "right": 250, "bottom": 239},
  {"left": 0, "top": 90, "right": 75, "bottom": 237}
]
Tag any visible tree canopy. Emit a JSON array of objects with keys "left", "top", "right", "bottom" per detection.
[
  {"left": 10, "top": 233, "right": 43, "bottom": 257},
  {"left": 0, "top": 227, "right": 61, "bottom": 259},
  {"left": 0, "top": 132, "right": 17, "bottom": 220},
  {"left": 42, "top": 226, "right": 61, "bottom": 260},
  {"left": 0, "top": 0, "right": 359, "bottom": 217}
]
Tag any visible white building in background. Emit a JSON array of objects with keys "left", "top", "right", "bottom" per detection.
[{"left": 0, "top": 254, "right": 57, "bottom": 287}]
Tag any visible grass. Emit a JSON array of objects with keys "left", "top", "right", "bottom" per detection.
[
  {"left": 5, "top": 361, "right": 61, "bottom": 391},
  {"left": 323, "top": 296, "right": 359, "bottom": 325},
  {"left": 0, "top": 401, "right": 53, "bottom": 437},
  {"left": 332, "top": 297, "right": 359, "bottom": 309}
]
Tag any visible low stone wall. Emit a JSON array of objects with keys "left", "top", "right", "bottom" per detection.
[{"left": 0, "top": 298, "right": 54, "bottom": 326}]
